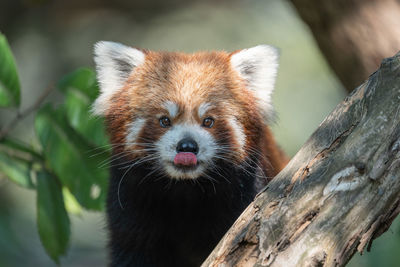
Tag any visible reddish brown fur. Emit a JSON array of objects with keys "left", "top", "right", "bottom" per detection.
[{"left": 105, "top": 50, "right": 287, "bottom": 175}]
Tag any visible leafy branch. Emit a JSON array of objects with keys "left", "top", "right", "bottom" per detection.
[
  {"left": 0, "top": 85, "right": 53, "bottom": 140},
  {"left": 0, "top": 32, "right": 110, "bottom": 263}
]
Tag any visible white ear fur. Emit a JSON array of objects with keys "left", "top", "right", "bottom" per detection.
[
  {"left": 92, "top": 41, "right": 145, "bottom": 115},
  {"left": 230, "top": 45, "right": 279, "bottom": 121}
]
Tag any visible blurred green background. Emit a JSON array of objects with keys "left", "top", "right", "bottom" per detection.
[{"left": 0, "top": 0, "right": 399, "bottom": 266}]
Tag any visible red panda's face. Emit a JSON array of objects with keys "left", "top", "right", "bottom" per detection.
[{"left": 93, "top": 42, "right": 279, "bottom": 179}]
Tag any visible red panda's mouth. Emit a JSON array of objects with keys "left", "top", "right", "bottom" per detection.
[
  {"left": 174, "top": 152, "right": 197, "bottom": 166},
  {"left": 162, "top": 155, "right": 207, "bottom": 179},
  {"left": 166, "top": 152, "right": 202, "bottom": 175},
  {"left": 165, "top": 160, "right": 201, "bottom": 175},
  {"left": 173, "top": 165, "right": 199, "bottom": 172}
]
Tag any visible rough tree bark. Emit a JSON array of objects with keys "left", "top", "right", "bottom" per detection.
[
  {"left": 288, "top": 0, "right": 400, "bottom": 92},
  {"left": 202, "top": 53, "right": 400, "bottom": 267}
]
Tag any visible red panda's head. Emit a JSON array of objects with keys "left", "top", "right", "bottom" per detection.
[{"left": 93, "top": 42, "right": 279, "bottom": 179}]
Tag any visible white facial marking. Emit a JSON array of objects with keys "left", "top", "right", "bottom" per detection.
[
  {"left": 198, "top": 102, "right": 212, "bottom": 118},
  {"left": 92, "top": 41, "right": 145, "bottom": 115},
  {"left": 164, "top": 164, "right": 206, "bottom": 180},
  {"left": 228, "top": 117, "right": 246, "bottom": 155},
  {"left": 126, "top": 118, "right": 146, "bottom": 144},
  {"left": 156, "top": 123, "right": 217, "bottom": 179},
  {"left": 230, "top": 45, "right": 279, "bottom": 121},
  {"left": 162, "top": 101, "right": 179, "bottom": 118}
]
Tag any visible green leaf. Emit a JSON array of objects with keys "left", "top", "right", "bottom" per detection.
[
  {"left": 63, "top": 87, "right": 109, "bottom": 146},
  {"left": 0, "top": 33, "right": 21, "bottom": 107},
  {"left": 58, "top": 68, "right": 109, "bottom": 146},
  {"left": 34, "top": 104, "right": 109, "bottom": 210},
  {"left": 0, "top": 137, "right": 43, "bottom": 161},
  {"left": 58, "top": 68, "right": 98, "bottom": 101},
  {"left": 37, "top": 171, "right": 70, "bottom": 263},
  {"left": 62, "top": 187, "right": 82, "bottom": 216},
  {"left": 0, "top": 152, "right": 34, "bottom": 188}
]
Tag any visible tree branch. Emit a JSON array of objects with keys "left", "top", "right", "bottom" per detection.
[
  {"left": 202, "top": 52, "right": 400, "bottom": 266},
  {"left": 288, "top": 0, "right": 400, "bottom": 92},
  {"left": 0, "top": 85, "right": 53, "bottom": 140}
]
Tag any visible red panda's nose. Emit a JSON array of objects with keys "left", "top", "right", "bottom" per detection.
[{"left": 176, "top": 138, "right": 199, "bottom": 155}]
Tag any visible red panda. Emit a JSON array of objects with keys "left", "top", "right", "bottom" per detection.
[{"left": 93, "top": 41, "right": 288, "bottom": 267}]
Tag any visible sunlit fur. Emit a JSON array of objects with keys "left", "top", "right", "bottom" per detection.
[{"left": 93, "top": 41, "right": 288, "bottom": 267}]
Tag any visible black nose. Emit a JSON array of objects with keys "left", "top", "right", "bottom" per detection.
[{"left": 176, "top": 138, "right": 199, "bottom": 154}]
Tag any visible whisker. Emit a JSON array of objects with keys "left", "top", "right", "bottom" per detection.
[
  {"left": 98, "top": 151, "right": 132, "bottom": 168},
  {"left": 117, "top": 155, "right": 159, "bottom": 169},
  {"left": 202, "top": 173, "right": 217, "bottom": 194},
  {"left": 96, "top": 147, "right": 159, "bottom": 169},
  {"left": 138, "top": 165, "right": 163, "bottom": 185},
  {"left": 117, "top": 155, "right": 160, "bottom": 210}
]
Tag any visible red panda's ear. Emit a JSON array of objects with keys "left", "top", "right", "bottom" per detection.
[
  {"left": 230, "top": 45, "right": 279, "bottom": 121},
  {"left": 92, "top": 41, "right": 145, "bottom": 115}
]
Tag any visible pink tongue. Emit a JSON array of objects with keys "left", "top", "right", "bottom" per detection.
[{"left": 174, "top": 152, "right": 197, "bottom": 166}]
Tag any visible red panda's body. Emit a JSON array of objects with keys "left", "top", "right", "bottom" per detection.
[{"left": 93, "top": 42, "right": 288, "bottom": 267}]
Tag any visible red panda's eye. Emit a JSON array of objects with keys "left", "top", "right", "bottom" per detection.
[
  {"left": 159, "top": 116, "right": 171, "bottom": 128},
  {"left": 202, "top": 117, "right": 214, "bottom": 128}
]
